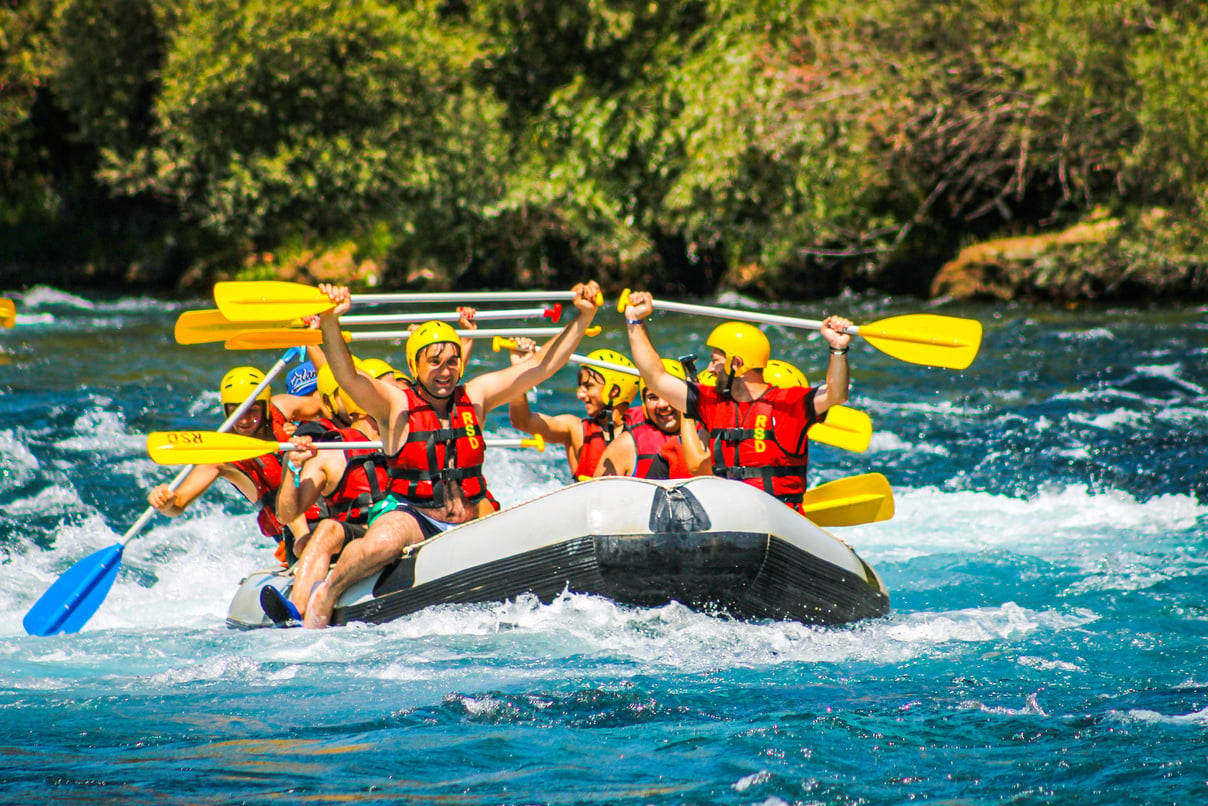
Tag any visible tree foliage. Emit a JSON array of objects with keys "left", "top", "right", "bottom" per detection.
[{"left": 1, "top": 0, "right": 1206, "bottom": 298}]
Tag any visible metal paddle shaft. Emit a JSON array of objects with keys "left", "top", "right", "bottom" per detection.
[
  {"left": 214, "top": 280, "right": 583, "bottom": 321},
  {"left": 146, "top": 430, "right": 545, "bottom": 464},
  {"left": 22, "top": 347, "right": 305, "bottom": 637},
  {"left": 224, "top": 325, "right": 600, "bottom": 350}
]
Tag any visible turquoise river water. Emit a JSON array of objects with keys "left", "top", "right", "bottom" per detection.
[{"left": 0, "top": 285, "right": 1205, "bottom": 804}]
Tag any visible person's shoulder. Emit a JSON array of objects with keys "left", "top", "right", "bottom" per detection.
[{"left": 767, "top": 384, "right": 811, "bottom": 403}]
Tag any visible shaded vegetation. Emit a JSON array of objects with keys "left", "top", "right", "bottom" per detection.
[{"left": 2, "top": 0, "right": 1207, "bottom": 301}]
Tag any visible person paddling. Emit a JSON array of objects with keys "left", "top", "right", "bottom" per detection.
[
  {"left": 303, "top": 281, "right": 603, "bottom": 628},
  {"left": 265, "top": 360, "right": 389, "bottom": 625},
  {"left": 621, "top": 290, "right": 853, "bottom": 512},
  {"left": 507, "top": 343, "right": 640, "bottom": 481},
  {"left": 147, "top": 367, "right": 317, "bottom": 564}
]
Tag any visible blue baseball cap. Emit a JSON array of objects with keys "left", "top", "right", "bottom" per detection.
[{"left": 286, "top": 361, "right": 318, "bottom": 395}]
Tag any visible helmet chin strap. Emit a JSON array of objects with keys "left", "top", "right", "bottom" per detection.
[
  {"left": 720, "top": 358, "right": 739, "bottom": 401},
  {"left": 600, "top": 388, "right": 624, "bottom": 440}
]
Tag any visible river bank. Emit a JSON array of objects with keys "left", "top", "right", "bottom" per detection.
[{"left": 4, "top": 207, "right": 1207, "bottom": 306}]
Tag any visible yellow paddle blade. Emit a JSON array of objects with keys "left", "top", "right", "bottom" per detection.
[
  {"left": 0, "top": 297, "right": 15, "bottom": 328},
  {"left": 175, "top": 309, "right": 305, "bottom": 344},
  {"left": 214, "top": 280, "right": 335, "bottom": 321},
  {"left": 857, "top": 314, "right": 982, "bottom": 370},
  {"left": 799, "top": 472, "right": 894, "bottom": 527},
  {"left": 807, "top": 405, "right": 872, "bottom": 453},
  {"left": 147, "top": 431, "right": 281, "bottom": 464}
]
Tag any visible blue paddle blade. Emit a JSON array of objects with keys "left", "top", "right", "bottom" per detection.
[{"left": 23, "top": 543, "right": 125, "bottom": 636}]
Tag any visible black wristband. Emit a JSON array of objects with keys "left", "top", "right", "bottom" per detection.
[{"left": 829, "top": 346, "right": 849, "bottom": 356}]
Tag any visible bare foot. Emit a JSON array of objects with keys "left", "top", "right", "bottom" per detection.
[{"left": 303, "top": 581, "right": 334, "bottom": 629}]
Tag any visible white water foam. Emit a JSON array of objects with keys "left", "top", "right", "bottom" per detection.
[
  {"left": 1113, "top": 705, "right": 1208, "bottom": 727},
  {"left": 846, "top": 484, "right": 1206, "bottom": 565},
  {"left": 16, "top": 286, "right": 98, "bottom": 310},
  {"left": 0, "top": 429, "right": 39, "bottom": 492}
]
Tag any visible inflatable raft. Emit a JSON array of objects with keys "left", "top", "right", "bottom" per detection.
[{"left": 226, "top": 476, "right": 890, "bottom": 628}]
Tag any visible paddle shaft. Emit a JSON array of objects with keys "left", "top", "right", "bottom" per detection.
[
  {"left": 279, "top": 438, "right": 534, "bottom": 451},
  {"left": 645, "top": 297, "right": 841, "bottom": 333},
  {"left": 225, "top": 325, "right": 600, "bottom": 350},
  {"left": 350, "top": 291, "right": 578, "bottom": 304},
  {"left": 348, "top": 326, "right": 574, "bottom": 341},
  {"left": 342, "top": 305, "right": 559, "bottom": 326}
]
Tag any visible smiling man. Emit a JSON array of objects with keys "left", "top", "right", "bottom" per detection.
[
  {"left": 620, "top": 290, "right": 854, "bottom": 512},
  {"left": 593, "top": 358, "right": 690, "bottom": 479}
]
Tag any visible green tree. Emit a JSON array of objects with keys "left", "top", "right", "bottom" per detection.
[{"left": 101, "top": 0, "right": 510, "bottom": 273}]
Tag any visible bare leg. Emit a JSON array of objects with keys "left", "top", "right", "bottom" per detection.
[
  {"left": 303, "top": 510, "right": 426, "bottom": 629},
  {"left": 290, "top": 519, "right": 347, "bottom": 616}
]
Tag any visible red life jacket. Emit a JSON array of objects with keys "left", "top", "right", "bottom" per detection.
[
  {"left": 229, "top": 453, "right": 286, "bottom": 538},
  {"left": 574, "top": 409, "right": 632, "bottom": 481},
  {"left": 268, "top": 403, "right": 292, "bottom": 441},
  {"left": 385, "top": 386, "right": 492, "bottom": 508},
  {"left": 623, "top": 406, "right": 646, "bottom": 427},
  {"left": 325, "top": 426, "right": 389, "bottom": 525},
  {"left": 629, "top": 418, "right": 679, "bottom": 479},
  {"left": 573, "top": 418, "right": 607, "bottom": 480},
  {"left": 229, "top": 404, "right": 326, "bottom": 550},
  {"left": 693, "top": 383, "right": 816, "bottom": 505}
]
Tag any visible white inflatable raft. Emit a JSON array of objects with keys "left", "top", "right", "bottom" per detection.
[{"left": 226, "top": 476, "right": 890, "bottom": 628}]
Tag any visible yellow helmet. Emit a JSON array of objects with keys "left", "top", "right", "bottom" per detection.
[
  {"left": 582, "top": 349, "right": 640, "bottom": 407},
  {"left": 359, "top": 357, "right": 397, "bottom": 382},
  {"left": 696, "top": 369, "right": 717, "bottom": 387},
  {"left": 316, "top": 357, "right": 368, "bottom": 421},
  {"left": 406, "top": 321, "right": 462, "bottom": 379},
  {"left": 707, "top": 322, "right": 770, "bottom": 373},
  {"left": 763, "top": 359, "right": 809, "bottom": 389},
  {"left": 639, "top": 357, "right": 687, "bottom": 399},
  {"left": 220, "top": 367, "right": 270, "bottom": 408}
]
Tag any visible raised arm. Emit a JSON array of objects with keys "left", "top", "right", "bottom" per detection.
[
  {"left": 470, "top": 281, "right": 602, "bottom": 413},
  {"left": 622, "top": 290, "right": 690, "bottom": 413},
  {"left": 316, "top": 284, "right": 402, "bottom": 427},
  {"left": 505, "top": 339, "right": 583, "bottom": 449},
  {"left": 458, "top": 306, "right": 477, "bottom": 366},
  {"left": 811, "top": 315, "right": 853, "bottom": 414}
]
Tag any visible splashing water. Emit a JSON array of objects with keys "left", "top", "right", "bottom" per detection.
[{"left": 0, "top": 292, "right": 1205, "bottom": 803}]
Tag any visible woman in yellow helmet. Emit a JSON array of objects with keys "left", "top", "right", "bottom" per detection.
[
  {"left": 147, "top": 366, "right": 320, "bottom": 567},
  {"left": 620, "top": 290, "right": 854, "bottom": 512},
  {"left": 302, "top": 280, "right": 604, "bottom": 628},
  {"left": 505, "top": 340, "right": 640, "bottom": 481}
]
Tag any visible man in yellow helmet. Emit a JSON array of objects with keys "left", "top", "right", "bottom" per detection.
[
  {"left": 147, "top": 367, "right": 319, "bottom": 565},
  {"left": 593, "top": 358, "right": 693, "bottom": 479},
  {"left": 506, "top": 342, "right": 640, "bottom": 481},
  {"left": 621, "top": 291, "right": 853, "bottom": 512},
  {"left": 301, "top": 281, "right": 603, "bottom": 628}
]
